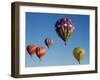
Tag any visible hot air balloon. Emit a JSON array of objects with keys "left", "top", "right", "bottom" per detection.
[
  {"left": 73, "top": 48, "right": 85, "bottom": 64},
  {"left": 45, "top": 38, "right": 53, "bottom": 48},
  {"left": 55, "top": 17, "right": 74, "bottom": 45},
  {"left": 27, "top": 45, "right": 37, "bottom": 57},
  {"left": 36, "top": 47, "right": 46, "bottom": 60}
]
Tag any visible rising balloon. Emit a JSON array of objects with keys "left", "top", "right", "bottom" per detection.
[
  {"left": 55, "top": 17, "right": 74, "bottom": 45},
  {"left": 44, "top": 38, "right": 53, "bottom": 48},
  {"left": 36, "top": 47, "right": 46, "bottom": 60},
  {"left": 73, "top": 48, "right": 85, "bottom": 64},
  {"left": 27, "top": 45, "right": 37, "bottom": 57}
]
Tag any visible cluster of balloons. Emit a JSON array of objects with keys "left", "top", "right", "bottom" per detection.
[
  {"left": 27, "top": 38, "right": 53, "bottom": 60},
  {"left": 27, "top": 45, "right": 46, "bottom": 60},
  {"left": 27, "top": 17, "right": 85, "bottom": 64},
  {"left": 55, "top": 17, "right": 85, "bottom": 64},
  {"left": 55, "top": 17, "right": 74, "bottom": 45},
  {"left": 73, "top": 48, "right": 85, "bottom": 64}
]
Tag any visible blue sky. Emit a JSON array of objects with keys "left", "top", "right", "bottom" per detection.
[{"left": 25, "top": 12, "right": 90, "bottom": 67}]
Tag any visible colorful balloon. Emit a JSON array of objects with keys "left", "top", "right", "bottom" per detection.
[
  {"left": 36, "top": 47, "right": 46, "bottom": 60},
  {"left": 27, "top": 45, "right": 37, "bottom": 56},
  {"left": 73, "top": 48, "right": 85, "bottom": 64},
  {"left": 45, "top": 38, "right": 53, "bottom": 48},
  {"left": 55, "top": 17, "right": 74, "bottom": 45}
]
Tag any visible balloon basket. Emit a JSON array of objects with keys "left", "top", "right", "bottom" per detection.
[
  {"left": 64, "top": 42, "right": 67, "bottom": 45},
  {"left": 39, "top": 58, "right": 42, "bottom": 62},
  {"left": 78, "top": 61, "right": 81, "bottom": 64},
  {"left": 30, "top": 55, "right": 32, "bottom": 58}
]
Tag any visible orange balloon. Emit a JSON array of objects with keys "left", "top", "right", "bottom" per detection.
[
  {"left": 27, "top": 45, "right": 37, "bottom": 56},
  {"left": 36, "top": 47, "right": 46, "bottom": 59}
]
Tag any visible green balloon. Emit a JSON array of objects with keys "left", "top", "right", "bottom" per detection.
[{"left": 73, "top": 48, "right": 85, "bottom": 64}]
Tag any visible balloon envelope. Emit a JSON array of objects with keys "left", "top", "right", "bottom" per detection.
[
  {"left": 36, "top": 47, "right": 46, "bottom": 59},
  {"left": 45, "top": 38, "right": 53, "bottom": 48},
  {"left": 27, "top": 45, "right": 37, "bottom": 56},
  {"left": 73, "top": 48, "right": 85, "bottom": 64},
  {"left": 55, "top": 17, "right": 74, "bottom": 45}
]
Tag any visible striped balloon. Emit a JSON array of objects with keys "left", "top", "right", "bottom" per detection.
[
  {"left": 27, "top": 45, "right": 37, "bottom": 57},
  {"left": 45, "top": 38, "right": 53, "bottom": 48},
  {"left": 36, "top": 47, "right": 46, "bottom": 60},
  {"left": 55, "top": 17, "right": 74, "bottom": 45}
]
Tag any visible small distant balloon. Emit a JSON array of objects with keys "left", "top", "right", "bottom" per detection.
[
  {"left": 45, "top": 38, "right": 53, "bottom": 48},
  {"left": 27, "top": 45, "right": 37, "bottom": 57},
  {"left": 55, "top": 17, "right": 75, "bottom": 45},
  {"left": 36, "top": 47, "right": 46, "bottom": 60},
  {"left": 73, "top": 48, "right": 85, "bottom": 64}
]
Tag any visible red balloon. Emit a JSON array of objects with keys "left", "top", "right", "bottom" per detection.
[
  {"left": 36, "top": 47, "right": 46, "bottom": 59},
  {"left": 27, "top": 45, "right": 37, "bottom": 56}
]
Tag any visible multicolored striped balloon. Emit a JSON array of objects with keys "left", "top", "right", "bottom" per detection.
[{"left": 55, "top": 17, "right": 74, "bottom": 45}]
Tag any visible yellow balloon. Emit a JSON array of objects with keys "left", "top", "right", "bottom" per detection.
[{"left": 73, "top": 48, "right": 85, "bottom": 64}]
